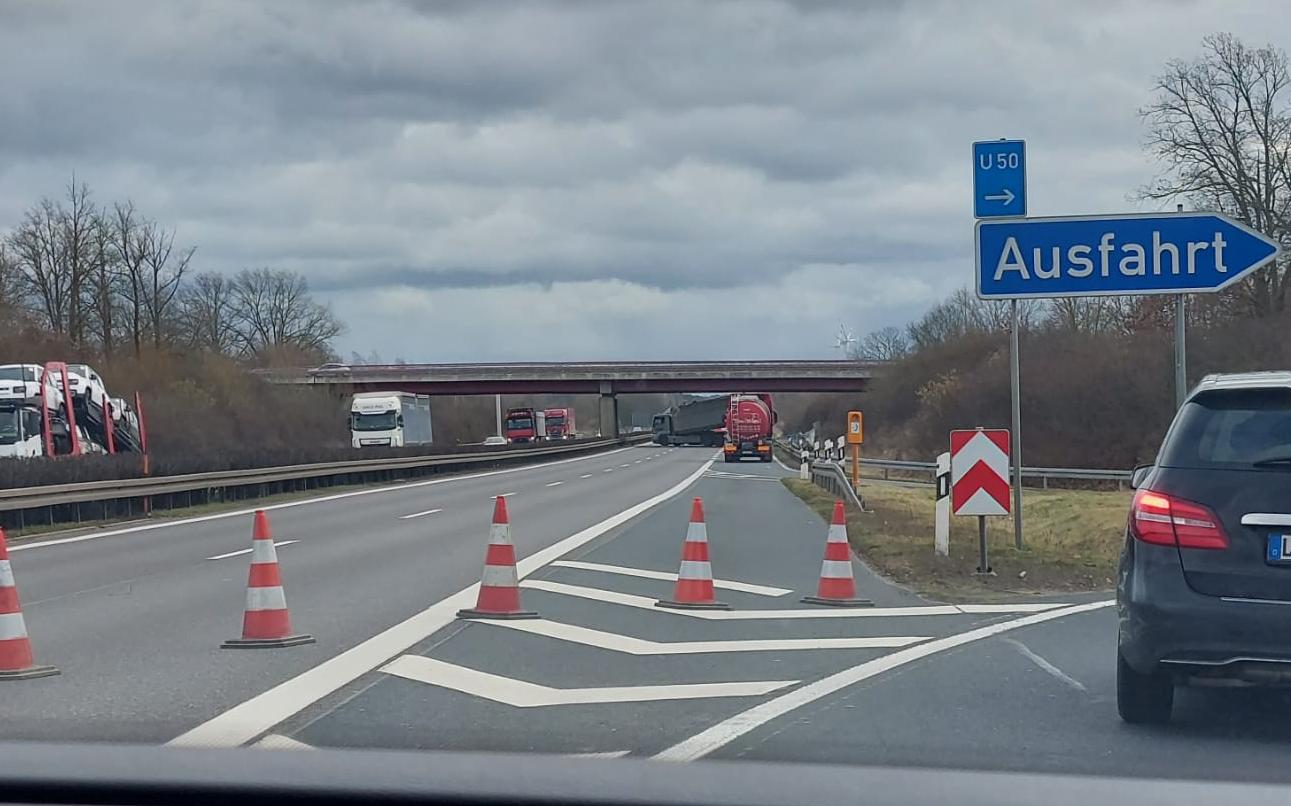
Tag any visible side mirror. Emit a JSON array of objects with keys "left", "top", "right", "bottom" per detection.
[
  {"left": 1129, "top": 464, "right": 1152, "bottom": 490},
  {"left": 397, "top": 416, "right": 405, "bottom": 428}
]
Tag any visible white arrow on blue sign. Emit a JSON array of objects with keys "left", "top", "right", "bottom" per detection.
[{"left": 976, "top": 212, "right": 1281, "bottom": 299}]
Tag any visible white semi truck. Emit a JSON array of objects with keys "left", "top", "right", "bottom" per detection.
[{"left": 350, "top": 391, "right": 434, "bottom": 448}]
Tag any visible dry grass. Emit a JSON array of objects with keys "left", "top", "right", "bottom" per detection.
[{"left": 783, "top": 478, "right": 1131, "bottom": 602}]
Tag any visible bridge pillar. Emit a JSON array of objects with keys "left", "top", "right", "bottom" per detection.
[{"left": 598, "top": 382, "right": 619, "bottom": 438}]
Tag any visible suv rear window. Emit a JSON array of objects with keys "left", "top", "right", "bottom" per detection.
[{"left": 1160, "top": 387, "right": 1291, "bottom": 469}]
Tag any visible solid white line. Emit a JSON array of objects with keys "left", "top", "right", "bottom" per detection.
[
  {"left": 168, "top": 458, "right": 716, "bottom": 748},
  {"left": 545, "top": 481, "right": 564, "bottom": 487},
  {"left": 380, "top": 656, "right": 795, "bottom": 707},
  {"left": 549, "top": 560, "right": 792, "bottom": 597},
  {"left": 398, "top": 508, "right": 443, "bottom": 520},
  {"left": 1001, "top": 638, "right": 1087, "bottom": 692},
  {"left": 483, "top": 618, "right": 928, "bottom": 654},
  {"left": 205, "top": 540, "right": 299, "bottom": 561},
  {"left": 523, "top": 580, "right": 1066, "bottom": 619},
  {"left": 13, "top": 447, "right": 635, "bottom": 553},
  {"left": 652, "top": 600, "right": 1113, "bottom": 761},
  {"left": 253, "top": 734, "right": 314, "bottom": 751},
  {"left": 772, "top": 454, "right": 799, "bottom": 473},
  {"left": 567, "top": 751, "right": 630, "bottom": 760}
]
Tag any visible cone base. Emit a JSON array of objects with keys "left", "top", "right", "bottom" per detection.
[
  {"left": 221, "top": 634, "right": 316, "bottom": 649},
  {"left": 655, "top": 599, "right": 732, "bottom": 610},
  {"left": 801, "top": 595, "right": 874, "bottom": 608},
  {"left": 0, "top": 664, "right": 59, "bottom": 680},
  {"left": 456, "top": 608, "right": 540, "bottom": 620}
]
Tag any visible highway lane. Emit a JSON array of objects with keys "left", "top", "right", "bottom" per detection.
[
  {"left": 263, "top": 460, "right": 1082, "bottom": 757},
  {"left": 0, "top": 443, "right": 706, "bottom": 743}
]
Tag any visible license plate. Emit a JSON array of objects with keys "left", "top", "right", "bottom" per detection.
[{"left": 1266, "top": 534, "right": 1291, "bottom": 563}]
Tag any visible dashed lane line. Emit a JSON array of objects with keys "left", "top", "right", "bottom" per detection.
[
  {"left": 206, "top": 541, "right": 299, "bottom": 561},
  {"left": 653, "top": 600, "right": 1114, "bottom": 762},
  {"left": 546, "top": 481, "right": 564, "bottom": 487},
  {"left": 13, "top": 447, "right": 637, "bottom": 553},
  {"left": 380, "top": 655, "right": 796, "bottom": 707},
  {"left": 549, "top": 560, "right": 792, "bottom": 597},
  {"left": 521, "top": 580, "right": 1070, "bottom": 619},
  {"left": 398, "top": 508, "right": 443, "bottom": 520},
  {"left": 480, "top": 618, "right": 929, "bottom": 654},
  {"left": 579, "top": 474, "right": 593, "bottom": 479}
]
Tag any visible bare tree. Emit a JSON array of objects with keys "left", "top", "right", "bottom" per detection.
[
  {"left": 7, "top": 198, "right": 69, "bottom": 333},
  {"left": 85, "top": 213, "right": 120, "bottom": 355},
  {"left": 110, "top": 201, "right": 150, "bottom": 356},
  {"left": 0, "top": 242, "right": 26, "bottom": 317},
  {"left": 906, "top": 288, "right": 1043, "bottom": 349},
  {"left": 1141, "top": 33, "right": 1291, "bottom": 316},
  {"left": 1045, "top": 296, "right": 1140, "bottom": 335},
  {"left": 177, "top": 272, "right": 241, "bottom": 354},
  {"left": 232, "top": 268, "right": 344, "bottom": 360},
  {"left": 60, "top": 179, "right": 96, "bottom": 344},
  {"left": 857, "top": 325, "right": 910, "bottom": 361},
  {"left": 138, "top": 221, "right": 192, "bottom": 348}
]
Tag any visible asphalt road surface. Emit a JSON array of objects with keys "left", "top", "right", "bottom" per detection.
[{"left": 7, "top": 444, "right": 1291, "bottom": 783}]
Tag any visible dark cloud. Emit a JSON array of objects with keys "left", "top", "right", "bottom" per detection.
[{"left": 0, "top": 0, "right": 1281, "bottom": 360}]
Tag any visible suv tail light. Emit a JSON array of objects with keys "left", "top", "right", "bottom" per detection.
[{"left": 1131, "top": 489, "right": 1228, "bottom": 550}]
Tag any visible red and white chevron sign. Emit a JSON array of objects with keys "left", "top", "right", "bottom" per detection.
[{"left": 950, "top": 429, "right": 1011, "bottom": 517}]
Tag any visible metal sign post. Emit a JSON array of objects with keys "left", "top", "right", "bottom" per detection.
[
  {"left": 950, "top": 428, "right": 1010, "bottom": 576},
  {"left": 977, "top": 516, "right": 990, "bottom": 574},
  {"left": 1174, "top": 203, "right": 1188, "bottom": 409}
]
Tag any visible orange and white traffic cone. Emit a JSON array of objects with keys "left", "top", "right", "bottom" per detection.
[
  {"left": 656, "top": 498, "right": 731, "bottom": 610},
  {"left": 0, "top": 528, "right": 58, "bottom": 680},
  {"left": 458, "top": 496, "right": 538, "bottom": 620},
  {"left": 222, "top": 511, "right": 315, "bottom": 649},
  {"left": 802, "top": 500, "right": 872, "bottom": 607}
]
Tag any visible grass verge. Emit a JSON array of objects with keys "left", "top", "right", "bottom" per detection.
[{"left": 783, "top": 478, "right": 1130, "bottom": 602}]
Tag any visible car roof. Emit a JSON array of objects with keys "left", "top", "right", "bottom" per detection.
[{"left": 1193, "top": 371, "right": 1291, "bottom": 396}]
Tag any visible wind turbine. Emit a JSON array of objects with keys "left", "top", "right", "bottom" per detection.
[{"left": 833, "top": 323, "right": 857, "bottom": 357}]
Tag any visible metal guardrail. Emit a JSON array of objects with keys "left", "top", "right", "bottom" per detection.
[
  {"left": 0, "top": 436, "right": 650, "bottom": 515},
  {"left": 776, "top": 441, "right": 1131, "bottom": 489}
]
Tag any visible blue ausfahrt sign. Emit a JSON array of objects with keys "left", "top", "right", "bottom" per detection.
[
  {"left": 976, "top": 212, "right": 1281, "bottom": 299},
  {"left": 973, "top": 140, "right": 1026, "bottom": 219}
]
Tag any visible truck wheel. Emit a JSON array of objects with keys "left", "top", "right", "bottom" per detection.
[{"left": 1116, "top": 651, "right": 1173, "bottom": 724}]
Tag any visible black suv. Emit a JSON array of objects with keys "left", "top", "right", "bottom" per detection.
[{"left": 1118, "top": 372, "right": 1291, "bottom": 724}]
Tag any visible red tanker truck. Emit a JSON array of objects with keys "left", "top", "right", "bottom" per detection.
[{"left": 722, "top": 393, "right": 776, "bottom": 463}]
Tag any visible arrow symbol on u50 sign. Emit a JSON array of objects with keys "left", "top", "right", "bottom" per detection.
[
  {"left": 976, "top": 212, "right": 1281, "bottom": 299},
  {"left": 984, "top": 190, "right": 1015, "bottom": 205}
]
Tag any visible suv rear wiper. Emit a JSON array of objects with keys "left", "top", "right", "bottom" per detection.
[{"left": 1252, "top": 455, "right": 1291, "bottom": 467}]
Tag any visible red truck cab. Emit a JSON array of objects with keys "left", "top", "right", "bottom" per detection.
[
  {"left": 544, "top": 407, "right": 576, "bottom": 440},
  {"left": 504, "top": 407, "right": 545, "bottom": 443}
]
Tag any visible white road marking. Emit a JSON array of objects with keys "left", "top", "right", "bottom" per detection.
[
  {"left": 619, "top": 464, "right": 631, "bottom": 468},
  {"left": 483, "top": 618, "right": 928, "bottom": 654},
  {"left": 398, "top": 508, "right": 443, "bottom": 520},
  {"left": 169, "top": 459, "right": 715, "bottom": 748},
  {"left": 703, "top": 471, "right": 780, "bottom": 482},
  {"left": 545, "top": 481, "right": 564, "bottom": 487},
  {"left": 549, "top": 560, "right": 792, "bottom": 597},
  {"left": 491, "top": 492, "right": 517, "bottom": 499},
  {"left": 633, "top": 460, "right": 642, "bottom": 464},
  {"left": 603, "top": 468, "right": 614, "bottom": 473},
  {"left": 523, "top": 580, "right": 1067, "bottom": 619},
  {"left": 653, "top": 600, "right": 1113, "bottom": 761},
  {"left": 567, "top": 751, "right": 630, "bottom": 760},
  {"left": 380, "top": 655, "right": 795, "bottom": 707},
  {"left": 205, "top": 541, "right": 299, "bottom": 561},
  {"left": 772, "top": 455, "right": 799, "bottom": 473},
  {"left": 1001, "top": 638, "right": 1087, "bottom": 692},
  {"left": 579, "top": 474, "right": 593, "bottom": 479},
  {"left": 253, "top": 734, "right": 314, "bottom": 751},
  {"left": 13, "top": 447, "right": 635, "bottom": 553}
]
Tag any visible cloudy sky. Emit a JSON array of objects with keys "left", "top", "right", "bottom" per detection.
[{"left": 0, "top": 0, "right": 1282, "bottom": 361}]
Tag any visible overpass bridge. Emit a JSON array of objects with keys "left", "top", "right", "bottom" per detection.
[{"left": 258, "top": 360, "right": 877, "bottom": 433}]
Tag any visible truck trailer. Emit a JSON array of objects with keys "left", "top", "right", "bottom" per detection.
[
  {"left": 652, "top": 395, "right": 728, "bottom": 447},
  {"left": 350, "top": 392, "right": 433, "bottom": 448},
  {"left": 723, "top": 393, "right": 776, "bottom": 462}
]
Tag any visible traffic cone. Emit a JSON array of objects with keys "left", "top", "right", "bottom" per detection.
[
  {"left": 0, "top": 529, "right": 58, "bottom": 680},
  {"left": 222, "top": 511, "right": 315, "bottom": 648},
  {"left": 656, "top": 498, "right": 731, "bottom": 610},
  {"left": 458, "top": 496, "right": 538, "bottom": 620},
  {"left": 802, "top": 501, "right": 873, "bottom": 607}
]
